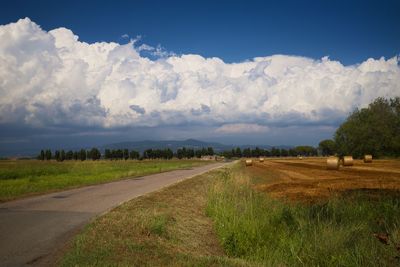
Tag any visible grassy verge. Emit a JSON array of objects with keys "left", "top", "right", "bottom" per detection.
[
  {"left": 60, "top": 167, "right": 248, "bottom": 266},
  {"left": 207, "top": 164, "right": 400, "bottom": 266},
  {"left": 0, "top": 159, "right": 210, "bottom": 202}
]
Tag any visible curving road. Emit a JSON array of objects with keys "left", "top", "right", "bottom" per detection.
[{"left": 0, "top": 162, "right": 227, "bottom": 266}]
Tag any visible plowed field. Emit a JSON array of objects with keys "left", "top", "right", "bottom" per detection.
[{"left": 244, "top": 158, "right": 400, "bottom": 202}]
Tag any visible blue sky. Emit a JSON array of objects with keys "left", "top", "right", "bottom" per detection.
[
  {"left": 0, "top": 0, "right": 399, "bottom": 155},
  {"left": 1, "top": 0, "right": 399, "bottom": 64}
]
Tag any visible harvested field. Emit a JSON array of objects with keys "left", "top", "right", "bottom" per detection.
[
  {"left": 244, "top": 157, "right": 400, "bottom": 202},
  {"left": 209, "top": 163, "right": 400, "bottom": 266}
]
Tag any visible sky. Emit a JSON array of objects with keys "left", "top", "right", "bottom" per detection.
[{"left": 0, "top": 0, "right": 399, "bottom": 155}]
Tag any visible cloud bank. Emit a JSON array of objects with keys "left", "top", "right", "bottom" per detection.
[{"left": 0, "top": 18, "right": 399, "bottom": 135}]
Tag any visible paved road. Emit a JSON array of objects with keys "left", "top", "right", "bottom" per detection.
[{"left": 0, "top": 162, "right": 227, "bottom": 266}]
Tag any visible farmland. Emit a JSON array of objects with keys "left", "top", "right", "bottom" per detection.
[
  {"left": 60, "top": 158, "right": 400, "bottom": 266},
  {"left": 207, "top": 158, "right": 400, "bottom": 266},
  {"left": 246, "top": 157, "right": 400, "bottom": 202},
  {"left": 0, "top": 159, "right": 211, "bottom": 202}
]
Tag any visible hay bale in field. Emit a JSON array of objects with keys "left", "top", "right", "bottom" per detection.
[
  {"left": 342, "top": 156, "right": 354, "bottom": 166},
  {"left": 259, "top": 157, "right": 264, "bottom": 162},
  {"left": 245, "top": 159, "right": 253, "bottom": 166},
  {"left": 327, "top": 157, "right": 339, "bottom": 170},
  {"left": 364, "top": 154, "right": 373, "bottom": 163}
]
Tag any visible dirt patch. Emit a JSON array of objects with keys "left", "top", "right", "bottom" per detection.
[{"left": 243, "top": 158, "right": 400, "bottom": 203}]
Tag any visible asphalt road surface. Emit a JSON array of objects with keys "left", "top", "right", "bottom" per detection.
[{"left": 0, "top": 162, "right": 227, "bottom": 266}]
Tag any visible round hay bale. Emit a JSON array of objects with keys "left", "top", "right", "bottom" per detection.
[
  {"left": 245, "top": 159, "right": 253, "bottom": 166},
  {"left": 327, "top": 157, "right": 339, "bottom": 170},
  {"left": 364, "top": 154, "right": 372, "bottom": 163},
  {"left": 342, "top": 156, "right": 354, "bottom": 166},
  {"left": 259, "top": 157, "right": 264, "bottom": 162}
]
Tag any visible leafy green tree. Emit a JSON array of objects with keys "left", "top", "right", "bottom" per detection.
[
  {"left": 295, "top": 146, "right": 317, "bottom": 156},
  {"left": 165, "top": 148, "right": 173, "bottom": 159},
  {"left": 129, "top": 150, "right": 140, "bottom": 160},
  {"left": 195, "top": 150, "right": 202, "bottom": 158},
  {"left": 176, "top": 148, "right": 184, "bottom": 159},
  {"left": 86, "top": 150, "right": 91, "bottom": 160},
  {"left": 222, "top": 150, "right": 233, "bottom": 158},
  {"left": 38, "top": 150, "right": 45, "bottom": 160},
  {"left": 235, "top": 147, "right": 242, "bottom": 157},
  {"left": 60, "top": 150, "right": 66, "bottom": 162},
  {"left": 66, "top": 150, "right": 73, "bottom": 160},
  {"left": 45, "top": 150, "right": 52, "bottom": 160},
  {"left": 288, "top": 148, "right": 297, "bottom": 157},
  {"left": 318, "top": 139, "right": 336, "bottom": 156},
  {"left": 73, "top": 151, "right": 78, "bottom": 160},
  {"left": 187, "top": 148, "right": 195, "bottom": 158},
  {"left": 80, "top": 149, "right": 87, "bottom": 161},
  {"left": 335, "top": 97, "right": 400, "bottom": 158},
  {"left": 243, "top": 148, "right": 251, "bottom": 157},
  {"left": 271, "top": 147, "right": 280, "bottom": 157},
  {"left": 104, "top": 149, "right": 111, "bottom": 160},
  {"left": 123, "top": 149, "right": 129, "bottom": 160},
  {"left": 89, "top": 148, "right": 101, "bottom": 160},
  {"left": 112, "top": 149, "right": 123, "bottom": 159},
  {"left": 280, "top": 149, "right": 288, "bottom": 157},
  {"left": 252, "top": 147, "right": 261, "bottom": 157},
  {"left": 143, "top": 149, "right": 152, "bottom": 159},
  {"left": 141, "top": 148, "right": 173, "bottom": 159},
  {"left": 55, "top": 150, "right": 60, "bottom": 161}
]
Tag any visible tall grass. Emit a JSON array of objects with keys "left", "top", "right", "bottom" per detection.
[
  {"left": 0, "top": 159, "right": 208, "bottom": 202},
  {"left": 206, "top": 168, "right": 400, "bottom": 266},
  {"left": 61, "top": 169, "right": 247, "bottom": 267}
]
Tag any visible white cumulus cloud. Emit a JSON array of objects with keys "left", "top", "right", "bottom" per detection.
[{"left": 0, "top": 18, "right": 399, "bottom": 132}]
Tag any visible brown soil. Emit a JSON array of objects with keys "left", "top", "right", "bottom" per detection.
[{"left": 244, "top": 157, "right": 400, "bottom": 203}]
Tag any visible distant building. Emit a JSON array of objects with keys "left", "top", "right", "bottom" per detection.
[
  {"left": 201, "top": 155, "right": 216, "bottom": 160},
  {"left": 215, "top": 156, "right": 225, "bottom": 161}
]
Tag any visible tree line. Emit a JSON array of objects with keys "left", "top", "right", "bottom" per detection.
[
  {"left": 104, "top": 149, "right": 140, "bottom": 160},
  {"left": 177, "top": 147, "right": 214, "bottom": 159},
  {"left": 38, "top": 145, "right": 321, "bottom": 161},
  {"left": 38, "top": 148, "right": 102, "bottom": 161},
  {"left": 220, "top": 146, "right": 318, "bottom": 159},
  {"left": 37, "top": 147, "right": 215, "bottom": 161},
  {"left": 318, "top": 97, "right": 400, "bottom": 158}
]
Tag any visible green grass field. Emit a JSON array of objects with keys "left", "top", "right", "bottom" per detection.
[{"left": 0, "top": 159, "right": 210, "bottom": 202}]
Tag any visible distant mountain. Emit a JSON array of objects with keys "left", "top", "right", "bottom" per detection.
[
  {"left": 100, "top": 139, "right": 291, "bottom": 153},
  {"left": 237, "top": 144, "right": 293, "bottom": 150}
]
